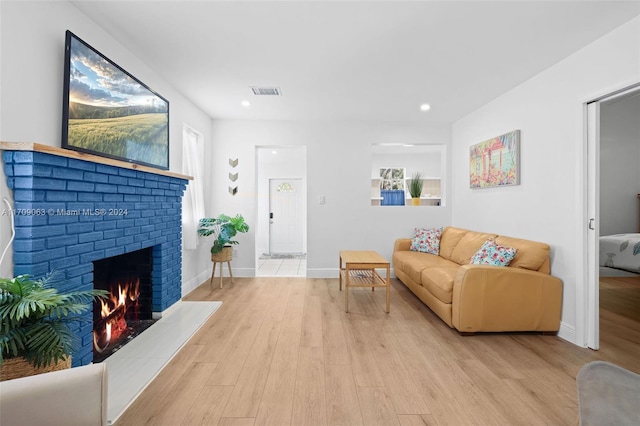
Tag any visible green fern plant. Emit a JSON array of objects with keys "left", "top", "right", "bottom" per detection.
[
  {"left": 0, "top": 273, "right": 107, "bottom": 368},
  {"left": 198, "top": 214, "right": 250, "bottom": 254}
]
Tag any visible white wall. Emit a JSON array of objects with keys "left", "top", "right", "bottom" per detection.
[
  {"left": 452, "top": 17, "right": 640, "bottom": 345},
  {"left": 600, "top": 93, "right": 640, "bottom": 235},
  {"left": 209, "top": 120, "right": 452, "bottom": 277},
  {"left": 0, "top": 1, "right": 213, "bottom": 296}
]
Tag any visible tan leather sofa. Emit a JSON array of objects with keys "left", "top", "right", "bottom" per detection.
[
  {"left": 393, "top": 226, "right": 562, "bottom": 333},
  {"left": 0, "top": 363, "right": 108, "bottom": 425}
]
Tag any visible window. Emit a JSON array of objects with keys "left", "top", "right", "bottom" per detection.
[{"left": 182, "top": 125, "right": 205, "bottom": 249}]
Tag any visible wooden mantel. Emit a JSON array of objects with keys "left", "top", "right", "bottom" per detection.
[{"left": 0, "top": 142, "right": 193, "bottom": 180}]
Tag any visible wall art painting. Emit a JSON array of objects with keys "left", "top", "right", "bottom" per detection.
[
  {"left": 469, "top": 130, "right": 520, "bottom": 189},
  {"left": 379, "top": 167, "right": 405, "bottom": 190}
]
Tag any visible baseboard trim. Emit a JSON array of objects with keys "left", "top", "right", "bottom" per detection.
[
  {"left": 231, "top": 267, "right": 256, "bottom": 277},
  {"left": 181, "top": 269, "right": 211, "bottom": 297},
  {"left": 557, "top": 321, "right": 577, "bottom": 345},
  {"left": 307, "top": 268, "right": 339, "bottom": 278}
]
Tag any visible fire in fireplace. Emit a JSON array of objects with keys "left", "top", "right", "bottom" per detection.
[{"left": 92, "top": 247, "right": 156, "bottom": 363}]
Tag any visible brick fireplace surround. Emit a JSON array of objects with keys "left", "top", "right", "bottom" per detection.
[{"left": 1, "top": 143, "right": 190, "bottom": 366}]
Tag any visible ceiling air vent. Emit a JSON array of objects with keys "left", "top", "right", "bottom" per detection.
[{"left": 251, "top": 86, "right": 281, "bottom": 96}]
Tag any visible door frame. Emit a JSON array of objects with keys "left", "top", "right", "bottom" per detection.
[
  {"left": 585, "top": 100, "right": 600, "bottom": 350},
  {"left": 582, "top": 82, "right": 640, "bottom": 349},
  {"left": 254, "top": 146, "right": 307, "bottom": 274}
]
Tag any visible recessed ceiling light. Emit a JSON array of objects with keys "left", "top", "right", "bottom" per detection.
[
  {"left": 271, "top": 150, "right": 278, "bottom": 154},
  {"left": 420, "top": 103, "right": 431, "bottom": 111},
  {"left": 241, "top": 100, "right": 251, "bottom": 107}
]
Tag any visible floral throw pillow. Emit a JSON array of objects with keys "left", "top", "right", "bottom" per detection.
[
  {"left": 470, "top": 238, "right": 517, "bottom": 266},
  {"left": 410, "top": 227, "right": 442, "bottom": 255}
]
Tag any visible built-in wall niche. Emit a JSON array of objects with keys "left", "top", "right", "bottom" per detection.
[{"left": 371, "top": 144, "right": 445, "bottom": 206}]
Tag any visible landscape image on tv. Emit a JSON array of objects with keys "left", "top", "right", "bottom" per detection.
[{"left": 62, "top": 31, "right": 169, "bottom": 170}]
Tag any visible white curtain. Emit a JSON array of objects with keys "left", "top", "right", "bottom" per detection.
[{"left": 182, "top": 125, "right": 205, "bottom": 250}]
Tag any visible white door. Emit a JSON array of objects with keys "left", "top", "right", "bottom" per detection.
[{"left": 269, "top": 178, "right": 303, "bottom": 254}]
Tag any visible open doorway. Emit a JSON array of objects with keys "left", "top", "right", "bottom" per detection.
[
  {"left": 585, "top": 84, "right": 640, "bottom": 360},
  {"left": 255, "top": 146, "right": 307, "bottom": 277}
]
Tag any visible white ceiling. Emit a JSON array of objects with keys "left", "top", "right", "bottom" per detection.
[{"left": 71, "top": 1, "right": 640, "bottom": 123}]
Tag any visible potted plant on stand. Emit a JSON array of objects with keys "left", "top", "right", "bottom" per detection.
[
  {"left": 408, "top": 172, "right": 424, "bottom": 206},
  {"left": 198, "top": 214, "right": 250, "bottom": 288},
  {"left": 0, "top": 273, "right": 107, "bottom": 381}
]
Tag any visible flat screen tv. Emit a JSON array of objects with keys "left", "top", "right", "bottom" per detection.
[{"left": 61, "top": 30, "right": 169, "bottom": 170}]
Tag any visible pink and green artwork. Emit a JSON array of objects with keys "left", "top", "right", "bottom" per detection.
[{"left": 469, "top": 130, "right": 520, "bottom": 188}]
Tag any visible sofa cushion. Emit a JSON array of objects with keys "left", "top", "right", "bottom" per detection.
[
  {"left": 470, "top": 238, "right": 517, "bottom": 266},
  {"left": 410, "top": 227, "right": 442, "bottom": 255},
  {"left": 421, "top": 266, "right": 460, "bottom": 304},
  {"left": 495, "top": 236, "right": 550, "bottom": 271},
  {"left": 450, "top": 231, "right": 498, "bottom": 265},
  {"left": 439, "top": 227, "right": 469, "bottom": 261},
  {"left": 393, "top": 250, "right": 421, "bottom": 271},
  {"left": 394, "top": 251, "right": 454, "bottom": 284}
]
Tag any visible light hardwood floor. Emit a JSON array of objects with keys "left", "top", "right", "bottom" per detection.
[
  {"left": 116, "top": 276, "right": 640, "bottom": 426},
  {"left": 598, "top": 275, "right": 640, "bottom": 370}
]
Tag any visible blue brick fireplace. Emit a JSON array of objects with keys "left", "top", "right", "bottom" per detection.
[{"left": 2, "top": 148, "right": 188, "bottom": 366}]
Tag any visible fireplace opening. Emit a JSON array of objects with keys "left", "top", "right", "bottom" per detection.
[{"left": 92, "top": 247, "right": 156, "bottom": 363}]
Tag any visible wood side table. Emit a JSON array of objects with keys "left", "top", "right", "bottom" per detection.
[{"left": 339, "top": 250, "right": 390, "bottom": 313}]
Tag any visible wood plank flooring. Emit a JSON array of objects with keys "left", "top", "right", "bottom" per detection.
[
  {"left": 598, "top": 275, "right": 640, "bottom": 370},
  {"left": 115, "top": 276, "right": 640, "bottom": 426}
]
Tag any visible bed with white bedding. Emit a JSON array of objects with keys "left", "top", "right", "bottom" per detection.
[{"left": 599, "top": 233, "right": 640, "bottom": 274}]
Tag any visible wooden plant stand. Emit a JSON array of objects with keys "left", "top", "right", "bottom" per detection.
[{"left": 211, "top": 247, "right": 233, "bottom": 288}]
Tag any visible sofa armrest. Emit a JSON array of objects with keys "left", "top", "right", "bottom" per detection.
[
  {"left": 451, "top": 265, "right": 563, "bottom": 333},
  {"left": 0, "top": 363, "right": 108, "bottom": 426},
  {"left": 394, "top": 238, "right": 412, "bottom": 252}
]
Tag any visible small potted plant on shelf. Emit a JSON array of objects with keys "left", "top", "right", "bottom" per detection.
[
  {"left": 408, "top": 172, "right": 424, "bottom": 206},
  {"left": 0, "top": 272, "right": 107, "bottom": 381},
  {"left": 198, "top": 214, "right": 250, "bottom": 261}
]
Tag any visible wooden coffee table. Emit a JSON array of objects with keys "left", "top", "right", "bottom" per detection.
[{"left": 339, "top": 250, "right": 390, "bottom": 313}]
